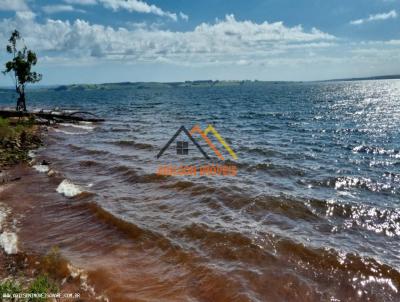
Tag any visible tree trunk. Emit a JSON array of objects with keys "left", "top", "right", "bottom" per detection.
[{"left": 16, "top": 86, "right": 26, "bottom": 112}]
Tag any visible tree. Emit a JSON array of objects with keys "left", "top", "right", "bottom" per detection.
[{"left": 2, "top": 30, "right": 42, "bottom": 112}]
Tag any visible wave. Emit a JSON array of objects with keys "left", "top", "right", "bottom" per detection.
[
  {"left": 60, "top": 122, "right": 95, "bottom": 131},
  {"left": 32, "top": 164, "right": 50, "bottom": 173},
  {"left": 109, "top": 127, "right": 131, "bottom": 133},
  {"left": 352, "top": 145, "right": 400, "bottom": 157},
  {"left": 251, "top": 162, "right": 305, "bottom": 177},
  {"left": 230, "top": 160, "right": 306, "bottom": 177},
  {"left": 172, "top": 222, "right": 400, "bottom": 296},
  {"left": 109, "top": 140, "right": 153, "bottom": 150},
  {"left": 52, "top": 128, "right": 89, "bottom": 135},
  {"left": 307, "top": 198, "right": 400, "bottom": 237},
  {"left": 74, "top": 202, "right": 185, "bottom": 253},
  {"left": 238, "top": 145, "right": 282, "bottom": 157},
  {"left": 322, "top": 176, "right": 398, "bottom": 194},
  {"left": 108, "top": 165, "right": 167, "bottom": 184},
  {"left": 159, "top": 177, "right": 400, "bottom": 239},
  {"left": 56, "top": 179, "right": 84, "bottom": 198},
  {"left": 275, "top": 238, "right": 400, "bottom": 295},
  {"left": 81, "top": 202, "right": 145, "bottom": 238},
  {"left": 67, "top": 144, "right": 110, "bottom": 156},
  {"left": 79, "top": 160, "right": 101, "bottom": 168}
]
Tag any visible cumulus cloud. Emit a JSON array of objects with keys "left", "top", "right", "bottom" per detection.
[
  {"left": 0, "top": 0, "right": 29, "bottom": 11},
  {"left": 350, "top": 10, "right": 397, "bottom": 25},
  {"left": 0, "top": 13, "right": 337, "bottom": 67}
]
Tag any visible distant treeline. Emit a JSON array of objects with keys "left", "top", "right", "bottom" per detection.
[{"left": 52, "top": 80, "right": 287, "bottom": 91}]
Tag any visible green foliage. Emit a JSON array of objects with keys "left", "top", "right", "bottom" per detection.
[
  {"left": 0, "top": 117, "right": 10, "bottom": 128},
  {"left": 3, "top": 30, "right": 42, "bottom": 86},
  {"left": 0, "top": 117, "right": 14, "bottom": 139},
  {"left": 0, "top": 117, "right": 35, "bottom": 140},
  {"left": 28, "top": 275, "right": 58, "bottom": 302},
  {"left": 3, "top": 30, "right": 42, "bottom": 111},
  {"left": 0, "top": 279, "right": 22, "bottom": 301}
]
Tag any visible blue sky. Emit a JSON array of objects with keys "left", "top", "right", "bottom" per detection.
[{"left": 0, "top": 0, "right": 400, "bottom": 85}]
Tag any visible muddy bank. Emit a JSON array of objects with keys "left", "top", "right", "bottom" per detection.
[
  {"left": 0, "top": 166, "right": 109, "bottom": 301},
  {"left": 0, "top": 120, "right": 107, "bottom": 301}
]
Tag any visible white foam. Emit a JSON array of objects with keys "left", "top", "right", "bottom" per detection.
[
  {"left": 0, "top": 231, "right": 18, "bottom": 254},
  {"left": 52, "top": 128, "right": 86, "bottom": 135},
  {"left": 33, "top": 164, "right": 50, "bottom": 173},
  {"left": 60, "top": 123, "right": 95, "bottom": 131},
  {"left": 28, "top": 150, "right": 36, "bottom": 158},
  {"left": 0, "top": 208, "right": 8, "bottom": 229},
  {"left": 56, "top": 179, "right": 82, "bottom": 197},
  {"left": 68, "top": 263, "right": 85, "bottom": 279}
]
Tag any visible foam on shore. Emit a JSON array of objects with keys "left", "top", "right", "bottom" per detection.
[
  {"left": 52, "top": 128, "right": 87, "bottom": 135},
  {"left": 0, "top": 231, "right": 18, "bottom": 254},
  {"left": 60, "top": 123, "right": 95, "bottom": 131},
  {"left": 57, "top": 179, "right": 83, "bottom": 197},
  {"left": 33, "top": 164, "right": 50, "bottom": 173},
  {"left": 28, "top": 150, "right": 36, "bottom": 158},
  {"left": 0, "top": 204, "right": 18, "bottom": 255}
]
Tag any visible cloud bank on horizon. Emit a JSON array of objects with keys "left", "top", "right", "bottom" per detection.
[{"left": 0, "top": 0, "right": 399, "bottom": 84}]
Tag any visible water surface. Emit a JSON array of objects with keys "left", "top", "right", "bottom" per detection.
[{"left": 1, "top": 80, "right": 399, "bottom": 301}]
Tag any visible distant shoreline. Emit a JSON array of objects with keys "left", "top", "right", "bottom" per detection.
[{"left": 1, "top": 74, "right": 400, "bottom": 91}]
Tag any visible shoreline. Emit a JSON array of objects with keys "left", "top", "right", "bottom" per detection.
[{"left": 0, "top": 120, "right": 107, "bottom": 301}]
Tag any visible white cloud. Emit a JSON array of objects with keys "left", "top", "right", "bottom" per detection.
[
  {"left": 0, "top": 0, "right": 29, "bottom": 11},
  {"left": 0, "top": 14, "right": 336, "bottom": 66},
  {"left": 179, "top": 12, "right": 189, "bottom": 21},
  {"left": 64, "top": 0, "right": 97, "bottom": 5},
  {"left": 2, "top": 12, "right": 400, "bottom": 82},
  {"left": 98, "top": 0, "right": 178, "bottom": 21},
  {"left": 42, "top": 5, "right": 85, "bottom": 14},
  {"left": 64, "top": 0, "right": 188, "bottom": 21},
  {"left": 350, "top": 10, "right": 397, "bottom": 25},
  {"left": 15, "top": 10, "right": 35, "bottom": 20}
]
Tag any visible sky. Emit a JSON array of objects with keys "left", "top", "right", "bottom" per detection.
[{"left": 0, "top": 0, "right": 399, "bottom": 85}]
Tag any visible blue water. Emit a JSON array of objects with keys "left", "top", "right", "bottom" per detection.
[{"left": 1, "top": 80, "right": 399, "bottom": 300}]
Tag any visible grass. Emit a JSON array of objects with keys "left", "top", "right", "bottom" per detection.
[
  {"left": 28, "top": 275, "right": 59, "bottom": 302},
  {"left": 0, "top": 117, "right": 13, "bottom": 139},
  {"left": 0, "top": 275, "right": 59, "bottom": 302},
  {"left": 0, "top": 117, "right": 40, "bottom": 166},
  {"left": 0, "top": 279, "right": 22, "bottom": 300},
  {"left": 0, "top": 117, "right": 34, "bottom": 140},
  {"left": 0, "top": 246, "right": 71, "bottom": 301},
  {"left": 41, "top": 246, "right": 70, "bottom": 279}
]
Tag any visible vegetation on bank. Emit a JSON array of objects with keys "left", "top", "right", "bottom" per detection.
[
  {"left": 0, "top": 247, "right": 86, "bottom": 302},
  {"left": 52, "top": 79, "right": 286, "bottom": 91},
  {"left": 0, "top": 117, "right": 41, "bottom": 167},
  {"left": 0, "top": 275, "right": 58, "bottom": 302}
]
